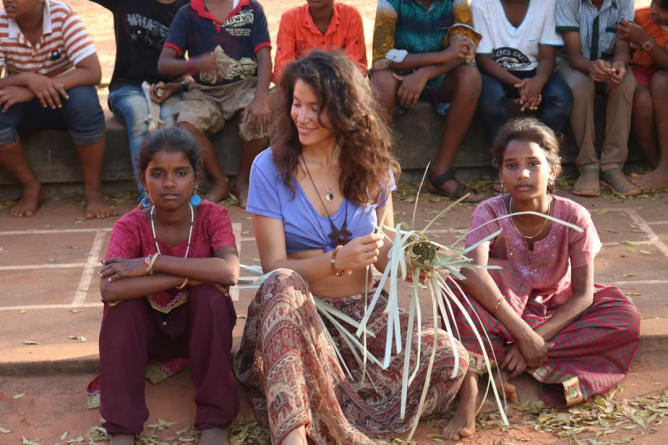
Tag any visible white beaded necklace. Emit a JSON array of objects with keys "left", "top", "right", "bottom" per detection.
[{"left": 150, "top": 202, "right": 195, "bottom": 257}]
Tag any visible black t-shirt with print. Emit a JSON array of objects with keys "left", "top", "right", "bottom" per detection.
[{"left": 92, "top": 0, "right": 188, "bottom": 91}]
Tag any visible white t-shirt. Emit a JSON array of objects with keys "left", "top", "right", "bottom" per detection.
[{"left": 472, "top": 0, "right": 563, "bottom": 71}]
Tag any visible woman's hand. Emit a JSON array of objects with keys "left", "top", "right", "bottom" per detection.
[
  {"left": 515, "top": 329, "right": 551, "bottom": 368},
  {"left": 501, "top": 344, "right": 527, "bottom": 378},
  {"left": 335, "top": 233, "right": 384, "bottom": 271},
  {"left": 99, "top": 257, "right": 148, "bottom": 282}
]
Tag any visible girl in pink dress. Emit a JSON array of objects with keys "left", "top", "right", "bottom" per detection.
[
  {"left": 443, "top": 118, "right": 641, "bottom": 441},
  {"left": 94, "top": 127, "right": 240, "bottom": 445}
]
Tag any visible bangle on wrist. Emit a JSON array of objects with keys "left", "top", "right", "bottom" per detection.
[
  {"left": 330, "top": 245, "right": 345, "bottom": 278},
  {"left": 186, "top": 59, "right": 197, "bottom": 76},
  {"left": 176, "top": 277, "right": 189, "bottom": 289},
  {"left": 145, "top": 252, "right": 160, "bottom": 275},
  {"left": 491, "top": 297, "right": 503, "bottom": 315}
]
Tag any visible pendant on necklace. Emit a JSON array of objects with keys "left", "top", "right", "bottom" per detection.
[{"left": 325, "top": 192, "right": 334, "bottom": 201}]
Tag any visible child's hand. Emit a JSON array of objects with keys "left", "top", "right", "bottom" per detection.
[
  {"left": 443, "top": 38, "right": 474, "bottom": 63},
  {"left": 608, "top": 62, "right": 627, "bottom": 87},
  {"left": 589, "top": 59, "right": 612, "bottom": 82},
  {"left": 150, "top": 81, "right": 182, "bottom": 104},
  {"left": 514, "top": 77, "right": 543, "bottom": 111},
  {"left": 23, "top": 72, "right": 68, "bottom": 109},
  {"left": 617, "top": 19, "right": 650, "bottom": 46},
  {"left": 99, "top": 257, "right": 149, "bottom": 282},
  {"left": 392, "top": 71, "right": 428, "bottom": 108},
  {"left": 191, "top": 52, "right": 217, "bottom": 75},
  {"left": 501, "top": 344, "right": 528, "bottom": 378},
  {"left": 0, "top": 86, "right": 34, "bottom": 112}
]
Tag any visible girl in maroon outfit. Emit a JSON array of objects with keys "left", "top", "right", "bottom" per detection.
[{"left": 96, "top": 127, "right": 240, "bottom": 445}]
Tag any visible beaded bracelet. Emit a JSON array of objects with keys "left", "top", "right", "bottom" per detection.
[{"left": 330, "top": 245, "right": 345, "bottom": 278}]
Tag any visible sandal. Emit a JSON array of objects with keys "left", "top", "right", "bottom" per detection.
[{"left": 428, "top": 169, "right": 480, "bottom": 202}]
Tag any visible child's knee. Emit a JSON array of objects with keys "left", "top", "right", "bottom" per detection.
[
  {"left": 370, "top": 69, "right": 399, "bottom": 96},
  {"left": 650, "top": 72, "right": 668, "bottom": 98},
  {"left": 65, "top": 86, "right": 105, "bottom": 145},
  {"left": 633, "top": 86, "right": 653, "bottom": 113}
]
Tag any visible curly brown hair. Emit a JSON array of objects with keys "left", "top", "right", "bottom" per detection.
[
  {"left": 270, "top": 49, "right": 400, "bottom": 206},
  {"left": 491, "top": 117, "right": 562, "bottom": 193}
]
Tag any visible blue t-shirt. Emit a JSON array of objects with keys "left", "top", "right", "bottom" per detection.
[
  {"left": 163, "top": 0, "right": 270, "bottom": 86},
  {"left": 247, "top": 148, "right": 396, "bottom": 254}
]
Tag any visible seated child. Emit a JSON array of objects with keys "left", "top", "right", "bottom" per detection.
[
  {"left": 91, "top": 0, "right": 194, "bottom": 200},
  {"left": 555, "top": 0, "right": 640, "bottom": 197},
  {"left": 0, "top": 0, "right": 109, "bottom": 218},
  {"left": 370, "top": 0, "right": 482, "bottom": 201},
  {"left": 95, "top": 127, "right": 240, "bottom": 445},
  {"left": 472, "top": 0, "right": 573, "bottom": 140},
  {"left": 443, "top": 118, "right": 640, "bottom": 441},
  {"left": 158, "top": 0, "right": 272, "bottom": 207},
  {"left": 272, "top": 0, "right": 367, "bottom": 83},
  {"left": 618, "top": 0, "right": 668, "bottom": 192}
]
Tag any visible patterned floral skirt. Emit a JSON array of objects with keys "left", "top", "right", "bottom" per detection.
[{"left": 233, "top": 269, "right": 469, "bottom": 444}]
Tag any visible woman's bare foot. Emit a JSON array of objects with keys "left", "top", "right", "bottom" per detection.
[
  {"left": 282, "top": 426, "right": 308, "bottom": 445},
  {"left": 198, "top": 427, "right": 229, "bottom": 445},
  {"left": 110, "top": 434, "right": 134, "bottom": 445},
  {"left": 9, "top": 181, "right": 43, "bottom": 217},
  {"left": 444, "top": 372, "right": 478, "bottom": 441},
  {"left": 632, "top": 169, "right": 668, "bottom": 193},
  {"left": 84, "top": 189, "right": 112, "bottom": 219},
  {"left": 204, "top": 177, "right": 231, "bottom": 203}
]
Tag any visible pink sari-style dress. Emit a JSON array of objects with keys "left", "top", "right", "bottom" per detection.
[{"left": 450, "top": 194, "right": 640, "bottom": 407}]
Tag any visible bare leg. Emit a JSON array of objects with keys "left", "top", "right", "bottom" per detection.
[
  {"left": 630, "top": 85, "right": 659, "bottom": 167},
  {"left": 632, "top": 72, "right": 668, "bottom": 192},
  {"left": 178, "top": 122, "right": 230, "bottom": 202},
  {"left": 75, "top": 137, "right": 111, "bottom": 219},
  {"left": 432, "top": 64, "right": 482, "bottom": 200},
  {"left": 236, "top": 137, "right": 266, "bottom": 208},
  {"left": 369, "top": 69, "right": 399, "bottom": 124},
  {"left": 443, "top": 371, "right": 478, "bottom": 440},
  {"left": 0, "top": 139, "right": 44, "bottom": 217},
  {"left": 281, "top": 426, "right": 308, "bottom": 445},
  {"left": 110, "top": 435, "right": 134, "bottom": 445},
  {"left": 198, "top": 427, "right": 229, "bottom": 445}
]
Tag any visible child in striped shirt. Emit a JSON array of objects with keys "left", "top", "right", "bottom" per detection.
[{"left": 0, "top": 0, "right": 109, "bottom": 218}]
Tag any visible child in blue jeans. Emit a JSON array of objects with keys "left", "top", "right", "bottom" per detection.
[
  {"left": 0, "top": 0, "right": 109, "bottom": 218},
  {"left": 472, "top": 0, "right": 573, "bottom": 140}
]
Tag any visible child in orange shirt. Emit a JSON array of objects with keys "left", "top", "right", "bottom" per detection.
[
  {"left": 619, "top": 0, "right": 668, "bottom": 192},
  {"left": 272, "top": 0, "right": 366, "bottom": 83}
]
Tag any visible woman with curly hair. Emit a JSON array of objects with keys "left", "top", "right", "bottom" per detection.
[{"left": 233, "top": 50, "right": 469, "bottom": 445}]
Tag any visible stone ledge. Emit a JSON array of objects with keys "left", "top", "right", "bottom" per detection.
[{"left": 0, "top": 102, "right": 641, "bottom": 188}]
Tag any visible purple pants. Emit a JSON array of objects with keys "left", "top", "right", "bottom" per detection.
[{"left": 99, "top": 285, "right": 238, "bottom": 435}]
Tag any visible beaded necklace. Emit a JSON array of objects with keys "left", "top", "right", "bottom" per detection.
[{"left": 150, "top": 202, "right": 195, "bottom": 257}]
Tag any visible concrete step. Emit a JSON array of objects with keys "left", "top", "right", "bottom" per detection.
[{"left": 0, "top": 102, "right": 644, "bottom": 190}]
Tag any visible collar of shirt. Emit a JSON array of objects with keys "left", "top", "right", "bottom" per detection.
[
  {"left": 299, "top": 3, "right": 341, "bottom": 38},
  {"left": 583, "top": 0, "right": 618, "bottom": 12},
  {"left": 8, "top": 0, "right": 53, "bottom": 40},
  {"left": 190, "top": 0, "right": 249, "bottom": 25}
]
